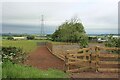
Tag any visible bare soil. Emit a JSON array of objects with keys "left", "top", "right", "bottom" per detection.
[{"left": 24, "top": 46, "right": 65, "bottom": 70}]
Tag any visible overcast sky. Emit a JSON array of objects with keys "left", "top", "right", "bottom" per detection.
[{"left": 1, "top": 0, "right": 119, "bottom": 34}]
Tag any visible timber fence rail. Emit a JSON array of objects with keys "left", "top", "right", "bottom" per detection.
[
  {"left": 65, "top": 46, "right": 120, "bottom": 73},
  {"left": 46, "top": 42, "right": 120, "bottom": 73},
  {"left": 46, "top": 42, "right": 80, "bottom": 61},
  {"left": 46, "top": 42, "right": 65, "bottom": 61},
  {"left": 95, "top": 46, "right": 120, "bottom": 73}
]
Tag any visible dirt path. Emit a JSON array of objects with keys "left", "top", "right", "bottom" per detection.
[{"left": 24, "top": 46, "right": 65, "bottom": 70}]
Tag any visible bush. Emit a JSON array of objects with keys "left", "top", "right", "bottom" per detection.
[
  {"left": 88, "top": 36, "right": 97, "bottom": 42},
  {"left": 2, "top": 46, "right": 26, "bottom": 63},
  {"left": 105, "top": 36, "right": 120, "bottom": 54},
  {"left": 105, "top": 38, "right": 120, "bottom": 48},
  {"left": 27, "top": 35, "right": 35, "bottom": 40},
  {"left": 7, "top": 36, "right": 13, "bottom": 40}
]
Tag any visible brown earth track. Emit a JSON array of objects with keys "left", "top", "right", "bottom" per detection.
[{"left": 24, "top": 46, "right": 65, "bottom": 70}]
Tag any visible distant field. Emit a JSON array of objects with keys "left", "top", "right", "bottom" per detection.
[
  {"left": 2, "top": 40, "right": 49, "bottom": 53},
  {"left": 1, "top": 40, "right": 72, "bottom": 53},
  {"left": 0, "top": 36, "right": 2, "bottom": 46},
  {"left": 1, "top": 40, "right": 96, "bottom": 53}
]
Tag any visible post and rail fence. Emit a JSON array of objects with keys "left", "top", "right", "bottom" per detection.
[
  {"left": 65, "top": 46, "right": 120, "bottom": 73},
  {"left": 45, "top": 42, "right": 120, "bottom": 73}
]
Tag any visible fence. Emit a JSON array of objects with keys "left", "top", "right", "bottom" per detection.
[
  {"left": 65, "top": 46, "right": 120, "bottom": 73},
  {"left": 46, "top": 42, "right": 53, "bottom": 52},
  {"left": 46, "top": 42, "right": 80, "bottom": 61},
  {"left": 37, "top": 42, "right": 47, "bottom": 46},
  {"left": 46, "top": 42, "right": 64, "bottom": 60}
]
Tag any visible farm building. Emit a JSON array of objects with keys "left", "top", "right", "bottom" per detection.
[
  {"left": 112, "top": 35, "right": 120, "bottom": 39},
  {"left": 13, "top": 37, "right": 27, "bottom": 40},
  {"left": 107, "top": 35, "right": 120, "bottom": 39}
]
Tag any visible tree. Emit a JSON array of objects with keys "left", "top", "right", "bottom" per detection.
[
  {"left": 7, "top": 36, "right": 13, "bottom": 40},
  {"left": 52, "top": 17, "right": 88, "bottom": 48},
  {"left": 27, "top": 35, "right": 35, "bottom": 40}
]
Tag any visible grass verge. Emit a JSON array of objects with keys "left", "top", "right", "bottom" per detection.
[{"left": 2, "top": 61, "right": 68, "bottom": 78}]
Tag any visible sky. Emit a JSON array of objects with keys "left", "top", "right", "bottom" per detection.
[{"left": 0, "top": 0, "right": 119, "bottom": 34}]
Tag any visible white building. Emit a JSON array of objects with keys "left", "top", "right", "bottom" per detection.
[
  {"left": 13, "top": 37, "right": 27, "bottom": 40},
  {"left": 112, "top": 35, "right": 120, "bottom": 39}
]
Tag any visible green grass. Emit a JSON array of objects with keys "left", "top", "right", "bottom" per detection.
[
  {"left": 1, "top": 40, "right": 72, "bottom": 53},
  {"left": 2, "top": 40, "right": 49, "bottom": 53},
  {"left": 2, "top": 61, "right": 68, "bottom": 78},
  {"left": 50, "top": 41, "right": 77, "bottom": 45},
  {"left": 0, "top": 62, "right": 1, "bottom": 79}
]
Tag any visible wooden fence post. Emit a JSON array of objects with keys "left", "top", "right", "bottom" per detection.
[
  {"left": 65, "top": 50, "right": 70, "bottom": 73},
  {"left": 89, "top": 48, "right": 92, "bottom": 69},
  {"left": 83, "top": 49, "right": 86, "bottom": 60},
  {"left": 95, "top": 46, "right": 100, "bottom": 72}
]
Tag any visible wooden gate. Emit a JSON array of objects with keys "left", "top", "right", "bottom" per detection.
[{"left": 65, "top": 46, "right": 120, "bottom": 73}]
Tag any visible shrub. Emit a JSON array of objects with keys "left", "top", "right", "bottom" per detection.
[
  {"left": 27, "top": 35, "right": 35, "bottom": 40},
  {"left": 7, "top": 36, "right": 13, "bottom": 40},
  {"left": 105, "top": 36, "right": 120, "bottom": 54},
  {"left": 2, "top": 46, "right": 26, "bottom": 63}
]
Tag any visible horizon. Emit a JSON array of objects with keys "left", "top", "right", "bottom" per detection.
[
  {"left": 1, "top": 23, "right": 118, "bottom": 34},
  {"left": 1, "top": 31, "right": 119, "bottom": 35}
]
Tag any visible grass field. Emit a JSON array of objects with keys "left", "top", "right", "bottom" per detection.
[
  {"left": 1, "top": 40, "right": 74, "bottom": 53},
  {"left": 2, "top": 40, "right": 49, "bottom": 53},
  {"left": 2, "top": 61, "right": 68, "bottom": 78}
]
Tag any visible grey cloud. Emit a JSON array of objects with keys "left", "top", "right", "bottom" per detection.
[{"left": 2, "top": 1, "right": 118, "bottom": 34}]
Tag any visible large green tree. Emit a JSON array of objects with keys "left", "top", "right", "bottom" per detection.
[{"left": 52, "top": 18, "right": 88, "bottom": 48}]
